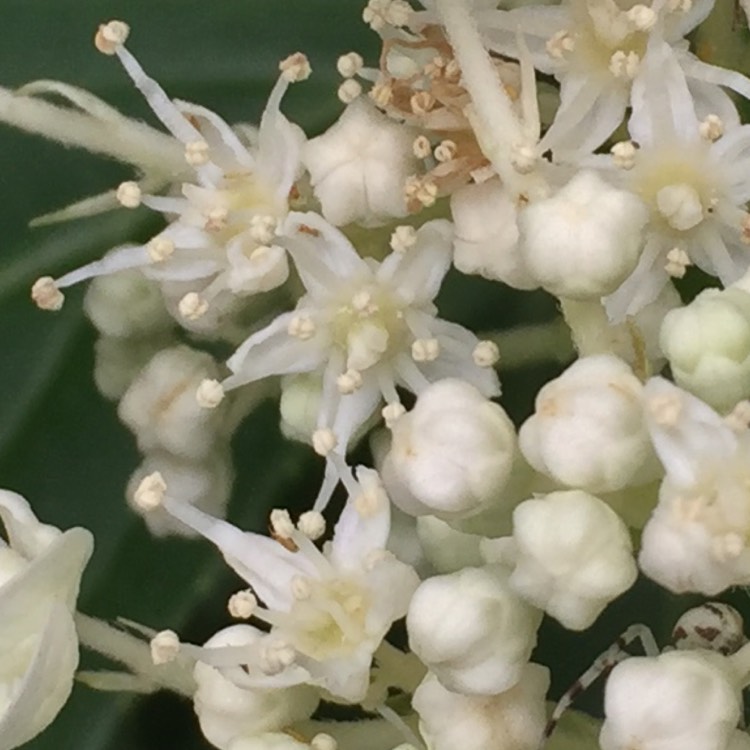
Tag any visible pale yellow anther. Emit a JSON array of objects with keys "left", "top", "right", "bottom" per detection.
[
  {"left": 546, "top": 30, "right": 575, "bottom": 59},
  {"left": 249, "top": 215, "right": 278, "bottom": 244},
  {"left": 196, "top": 378, "right": 225, "bottom": 409},
  {"left": 390, "top": 225, "right": 418, "bottom": 253},
  {"left": 185, "top": 140, "right": 210, "bottom": 167},
  {"left": 228, "top": 590, "right": 258, "bottom": 619},
  {"left": 411, "top": 337, "right": 440, "bottom": 362},
  {"left": 270, "top": 508, "right": 295, "bottom": 539},
  {"left": 649, "top": 394, "right": 683, "bottom": 426},
  {"left": 94, "top": 20, "right": 130, "bottom": 55},
  {"left": 473, "top": 340, "right": 500, "bottom": 368},
  {"left": 434, "top": 140, "right": 457, "bottom": 163},
  {"left": 147, "top": 237, "right": 175, "bottom": 263},
  {"left": 412, "top": 135, "right": 432, "bottom": 160},
  {"left": 150, "top": 630, "right": 180, "bottom": 665},
  {"left": 178, "top": 292, "right": 209, "bottom": 320},
  {"left": 627, "top": 5, "right": 656, "bottom": 31},
  {"left": 410, "top": 91, "right": 436, "bottom": 116},
  {"left": 665, "top": 247, "right": 691, "bottom": 279},
  {"left": 312, "top": 428, "right": 337, "bottom": 457},
  {"left": 311, "top": 734, "right": 338, "bottom": 750},
  {"left": 511, "top": 144, "right": 537, "bottom": 174},
  {"left": 133, "top": 471, "right": 167, "bottom": 511},
  {"left": 298, "top": 510, "right": 326, "bottom": 540},
  {"left": 279, "top": 52, "right": 312, "bottom": 83},
  {"left": 611, "top": 140, "right": 637, "bottom": 170},
  {"left": 609, "top": 50, "right": 640, "bottom": 79},
  {"left": 699, "top": 114, "right": 724, "bottom": 142},
  {"left": 204, "top": 207, "right": 229, "bottom": 232},
  {"left": 382, "top": 402, "right": 406, "bottom": 428},
  {"left": 337, "top": 369, "right": 364, "bottom": 395},
  {"left": 404, "top": 175, "right": 438, "bottom": 208},
  {"left": 369, "top": 82, "right": 393, "bottom": 108},
  {"left": 31, "top": 276, "right": 64, "bottom": 311},
  {"left": 287, "top": 314, "right": 316, "bottom": 340},
  {"left": 116, "top": 181, "right": 142, "bottom": 209},
  {"left": 337, "top": 52, "right": 364, "bottom": 78},
  {"left": 338, "top": 79, "right": 363, "bottom": 104}
]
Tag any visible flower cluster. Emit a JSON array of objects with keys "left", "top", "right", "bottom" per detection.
[{"left": 5, "top": 2, "right": 750, "bottom": 750}]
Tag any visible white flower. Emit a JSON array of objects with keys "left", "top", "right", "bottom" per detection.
[
  {"left": 412, "top": 664, "right": 550, "bottom": 750},
  {"left": 303, "top": 98, "right": 418, "bottom": 226},
  {"left": 382, "top": 379, "right": 517, "bottom": 519},
  {"left": 519, "top": 355, "right": 660, "bottom": 493},
  {"left": 638, "top": 378, "right": 750, "bottom": 594},
  {"left": 478, "top": 0, "right": 718, "bottom": 159},
  {"left": 216, "top": 212, "right": 498, "bottom": 511},
  {"left": 148, "top": 468, "right": 419, "bottom": 704},
  {"left": 660, "top": 286, "right": 750, "bottom": 412},
  {"left": 450, "top": 179, "right": 537, "bottom": 290},
  {"left": 407, "top": 565, "right": 541, "bottom": 695},
  {"left": 604, "top": 37, "right": 750, "bottom": 321},
  {"left": 119, "top": 345, "right": 227, "bottom": 461},
  {"left": 518, "top": 170, "right": 649, "bottom": 300},
  {"left": 485, "top": 490, "right": 638, "bottom": 630},
  {"left": 33, "top": 26, "right": 306, "bottom": 323},
  {"left": 0, "top": 490, "right": 93, "bottom": 750},
  {"left": 600, "top": 650, "right": 742, "bottom": 750},
  {"left": 193, "top": 625, "right": 319, "bottom": 750}
]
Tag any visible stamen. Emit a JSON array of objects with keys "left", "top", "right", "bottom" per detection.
[
  {"left": 298, "top": 511, "right": 326, "bottom": 540},
  {"left": 178, "top": 292, "right": 209, "bottom": 320},
  {"left": 196, "top": 379, "right": 225, "bottom": 409},
  {"left": 312, "top": 428, "right": 338, "bottom": 457},
  {"left": 382, "top": 402, "right": 406, "bottom": 428},
  {"left": 147, "top": 236, "right": 175, "bottom": 262},
  {"left": 279, "top": 53, "right": 312, "bottom": 83},
  {"left": 411, "top": 337, "right": 440, "bottom": 362},
  {"left": 133, "top": 471, "right": 167, "bottom": 511},
  {"left": 116, "top": 180, "right": 142, "bottom": 208},
  {"left": 228, "top": 590, "right": 258, "bottom": 620},
  {"left": 337, "top": 52, "right": 364, "bottom": 79},
  {"left": 184, "top": 139, "right": 210, "bottom": 167},
  {"left": 150, "top": 630, "right": 180, "bottom": 665},
  {"left": 473, "top": 340, "right": 500, "bottom": 367},
  {"left": 94, "top": 20, "right": 130, "bottom": 56},
  {"left": 390, "top": 225, "right": 417, "bottom": 253},
  {"left": 31, "top": 276, "right": 64, "bottom": 311},
  {"left": 338, "top": 79, "right": 363, "bottom": 104}
]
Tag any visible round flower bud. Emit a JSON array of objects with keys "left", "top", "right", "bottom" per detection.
[
  {"left": 83, "top": 269, "right": 173, "bottom": 338},
  {"left": 499, "top": 490, "right": 638, "bottom": 630},
  {"left": 660, "top": 287, "right": 750, "bottom": 412},
  {"left": 193, "top": 625, "right": 319, "bottom": 750},
  {"left": 279, "top": 374, "right": 323, "bottom": 443},
  {"left": 383, "top": 379, "right": 517, "bottom": 519},
  {"left": 413, "top": 664, "right": 549, "bottom": 750},
  {"left": 407, "top": 565, "right": 542, "bottom": 695},
  {"left": 126, "top": 451, "right": 233, "bottom": 538},
  {"left": 118, "top": 345, "right": 226, "bottom": 460},
  {"left": 450, "top": 179, "right": 538, "bottom": 290},
  {"left": 600, "top": 650, "right": 741, "bottom": 750},
  {"left": 519, "top": 356, "right": 660, "bottom": 494},
  {"left": 518, "top": 170, "right": 648, "bottom": 299},
  {"left": 303, "top": 98, "right": 418, "bottom": 226}
]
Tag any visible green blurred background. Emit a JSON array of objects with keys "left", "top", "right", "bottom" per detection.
[{"left": 0, "top": 2, "right": 748, "bottom": 749}]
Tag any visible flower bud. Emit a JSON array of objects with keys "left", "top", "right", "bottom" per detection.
[
  {"left": 0, "top": 490, "right": 93, "bottom": 750},
  {"left": 518, "top": 170, "right": 648, "bottom": 299},
  {"left": 600, "top": 650, "right": 741, "bottom": 750},
  {"left": 660, "top": 287, "right": 750, "bottom": 412},
  {"left": 118, "top": 345, "right": 226, "bottom": 460},
  {"left": 519, "top": 356, "right": 659, "bottom": 493},
  {"left": 383, "top": 379, "right": 517, "bottom": 519},
  {"left": 303, "top": 98, "right": 418, "bottom": 226},
  {"left": 193, "top": 625, "right": 319, "bottom": 750},
  {"left": 450, "top": 179, "right": 537, "bottom": 290},
  {"left": 489, "top": 490, "right": 638, "bottom": 630},
  {"left": 413, "top": 664, "right": 550, "bottom": 750},
  {"left": 84, "top": 269, "right": 173, "bottom": 338},
  {"left": 407, "top": 565, "right": 542, "bottom": 695}
]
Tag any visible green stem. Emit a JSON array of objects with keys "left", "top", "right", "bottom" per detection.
[{"left": 481, "top": 318, "right": 574, "bottom": 371}]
